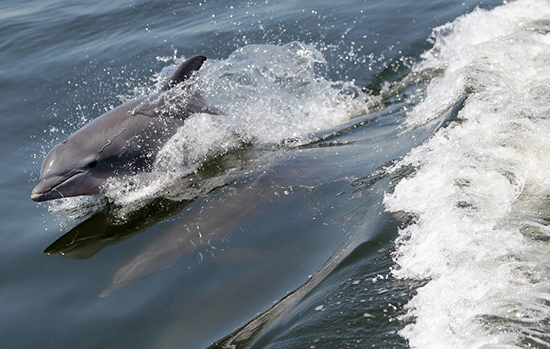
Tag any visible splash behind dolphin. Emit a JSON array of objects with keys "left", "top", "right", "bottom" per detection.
[{"left": 31, "top": 55, "right": 219, "bottom": 202}]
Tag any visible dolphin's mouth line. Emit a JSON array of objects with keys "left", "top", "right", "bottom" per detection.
[
  {"left": 31, "top": 172, "right": 84, "bottom": 201},
  {"left": 50, "top": 172, "right": 84, "bottom": 192}
]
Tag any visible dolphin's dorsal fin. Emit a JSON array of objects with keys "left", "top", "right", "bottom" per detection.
[{"left": 161, "top": 55, "right": 207, "bottom": 92}]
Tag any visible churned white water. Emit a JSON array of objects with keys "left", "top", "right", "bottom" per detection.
[{"left": 384, "top": 0, "right": 550, "bottom": 347}]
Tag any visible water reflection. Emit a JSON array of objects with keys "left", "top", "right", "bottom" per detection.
[{"left": 44, "top": 198, "right": 191, "bottom": 260}]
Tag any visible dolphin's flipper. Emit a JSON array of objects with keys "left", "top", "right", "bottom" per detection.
[{"left": 161, "top": 55, "right": 207, "bottom": 92}]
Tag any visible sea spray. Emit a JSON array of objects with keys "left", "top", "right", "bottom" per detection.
[{"left": 49, "top": 42, "right": 370, "bottom": 221}]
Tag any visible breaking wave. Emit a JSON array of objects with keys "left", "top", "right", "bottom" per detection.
[{"left": 384, "top": 0, "right": 550, "bottom": 347}]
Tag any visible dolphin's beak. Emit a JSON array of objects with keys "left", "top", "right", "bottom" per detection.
[
  {"left": 31, "top": 172, "right": 103, "bottom": 202},
  {"left": 31, "top": 186, "right": 62, "bottom": 202},
  {"left": 31, "top": 173, "right": 81, "bottom": 202}
]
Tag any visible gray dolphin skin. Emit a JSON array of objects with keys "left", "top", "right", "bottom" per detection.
[{"left": 31, "top": 55, "right": 218, "bottom": 202}]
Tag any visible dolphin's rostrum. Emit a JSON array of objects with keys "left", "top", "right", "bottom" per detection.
[{"left": 31, "top": 55, "right": 219, "bottom": 202}]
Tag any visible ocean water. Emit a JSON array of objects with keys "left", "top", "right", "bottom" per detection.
[{"left": 3, "top": 0, "right": 549, "bottom": 348}]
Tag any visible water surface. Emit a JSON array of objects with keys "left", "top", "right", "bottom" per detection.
[{"left": 5, "top": 0, "right": 550, "bottom": 348}]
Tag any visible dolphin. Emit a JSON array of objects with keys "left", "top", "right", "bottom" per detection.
[{"left": 31, "top": 55, "right": 219, "bottom": 202}]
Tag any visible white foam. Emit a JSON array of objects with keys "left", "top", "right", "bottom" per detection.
[{"left": 384, "top": 0, "right": 550, "bottom": 347}]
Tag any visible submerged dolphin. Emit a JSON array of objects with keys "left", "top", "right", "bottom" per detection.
[{"left": 31, "top": 55, "right": 219, "bottom": 202}]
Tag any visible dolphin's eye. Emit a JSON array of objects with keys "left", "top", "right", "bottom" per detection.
[{"left": 88, "top": 160, "right": 98, "bottom": 168}]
